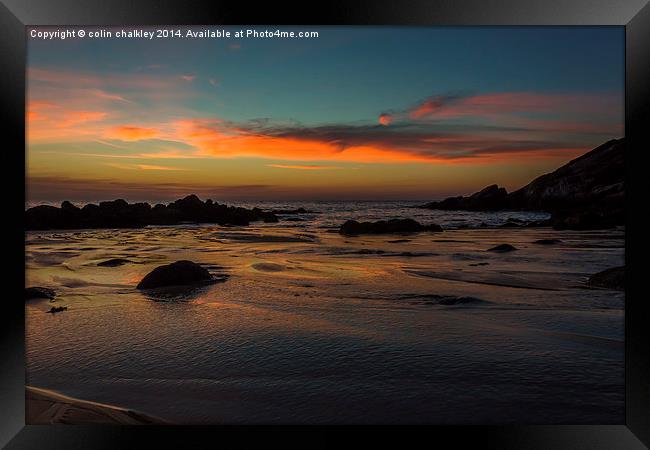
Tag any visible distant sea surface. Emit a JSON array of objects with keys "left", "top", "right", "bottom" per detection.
[{"left": 25, "top": 201, "right": 624, "bottom": 424}]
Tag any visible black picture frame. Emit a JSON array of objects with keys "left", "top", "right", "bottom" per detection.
[{"left": 2, "top": 0, "right": 648, "bottom": 447}]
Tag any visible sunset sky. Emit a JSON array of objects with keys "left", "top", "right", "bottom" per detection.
[{"left": 27, "top": 26, "right": 623, "bottom": 203}]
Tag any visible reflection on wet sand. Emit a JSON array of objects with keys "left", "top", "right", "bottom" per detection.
[{"left": 26, "top": 215, "right": 624, "bottom": 424}]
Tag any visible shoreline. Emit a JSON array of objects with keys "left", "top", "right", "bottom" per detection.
[{"left": 26, "top": 385, "right": 169, "bottom": 425}]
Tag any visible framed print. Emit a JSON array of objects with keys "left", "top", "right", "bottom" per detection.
[{"left": 2, "top": 0, "right": 649, "bottom": 448}]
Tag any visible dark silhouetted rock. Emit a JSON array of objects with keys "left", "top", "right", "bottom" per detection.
[
  {"left": 532, "top": 239, "right": 562, "bottom": 245},
  {"left": 551, "top": 210, "right": 620, "bottom": 231},
  {"left": 408, "top": 294, "right": 488, "bottom": 305},
  {"left": 25, "top": 287, "right": 56, "bottom": 301},
  {"left": 587, "top": 266, "right": 624, "bottom": 290},
  {"left": 97, "top": 258, "right": 132, "bottom": 267},
  {"left": 26, "top": 195, "right": 278, "bottom": 230},
  {"left": 339, "top": 219, "right": 443, "bottom": 235},
  {"left": 25, "top": 206, "right": 65, "bottom": 230},
  {"left": 487, "top": 244, "right": 518, "bottom": 253},
  {"left": 420, "top": 184, "right": 508, "bottom": 211},
  {"left": 47, "top": 306, "right": 67, "bottom": 313},
  {"left": 418, "top": 139, "right": 624, "bottom": 229},
  {"left": 136, "top": 260, "right": 214, "bottom": 290},
  {"left": 438, "top": 296, "right": 485, "bottom": 305}
]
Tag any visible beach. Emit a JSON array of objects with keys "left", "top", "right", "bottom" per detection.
[
  {"left": 25, "top": 202, "right": 624, "bottom": 424},
  {"left": 26, "top": 386, "right": 166, "bottom": 424}
]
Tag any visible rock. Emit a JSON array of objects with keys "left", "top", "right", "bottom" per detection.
[
  {"left": 26, "top": 195, "right": 278, "bottom": 230},
  {"left": 251, "top": 262, "right": 285, "bottom": 272},
  {"left": 438, "top": 296, "right": 485, "bottom": 305},
  {"left": 47, "top": 306, "right": 67, "bottom": 313},
  {"left": 97, "top": 258, "right": 132, "bottom": 267},
  {"left": 409, "top": 294, "right": 488, "bottom": 305},
  {"left": 417, "top": 139, "right": 624, "bottom": 229},
  {"left": 532, "top": 239, "right": 562, "bottom": 245},
  {"left": 420, "top": 184, "right": 508, "bottom": 211},
  {"left": 61, "top": 201, "right": 79, "bottom": 211},
  {"left": 339, "top": 219, "right": 443, "bottom": 235},
  {"left": 487, "top": 244, "right": 518, "bottom": 253},
  {"left": 587, "top": 266, "right": 624, "bottom": 290},
  {"left": 25, "top": 287, "right": 56, "bottom": 301},
  {"left": 509, "top": 139, "right": 624, "bottom": 214},
  {"left": 136, "top": 260, "right": 215, "bottom": 290},
  {"left": 551, "top": 210, "right": 621, "bottom": 231},
  {"left": 25, "top": 205, "right": 65, "bottom": 230}
]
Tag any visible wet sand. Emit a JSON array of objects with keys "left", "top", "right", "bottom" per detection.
[
  {"left": 25, "top": 204, "right": 625, "bottom": 424},
  {"left": 26, "top": 386, "right": 167, "bottom": 424}
]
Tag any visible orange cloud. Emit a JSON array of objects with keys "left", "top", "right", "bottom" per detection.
[
  {"left": 378, "top": 113, "right": 393, "bottom": 126},
  {"left": 180, "top": 75, "right": 196, "bottom": 82},
  {"left": 105, "top": 163, "right": 189, "bottom": 171},
  {"left": 59, "top": 111, "right": 108, "bottom": 127},
  {"left": 26, "top": 100, "right": 56, "bottom": 122},
  {"left": 170, "top": 118, "right": 595, "bottom": 165},
  {"left": 268, "top": 164, "right": 344, "bottom": 170},
  {"left": 173, "top": 119, "right": 435, "bottom": 163},
  {"left": 107, "top": 126, "right": 161, "bottom": 141}
]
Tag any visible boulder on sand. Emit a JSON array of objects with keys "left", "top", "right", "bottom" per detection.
[
  {"left": 339, "top": 218, "right": 443, "bottom": 235},
  {"left": 587, "top": 266, "right": 624, "bottom": 290},
  {"left": 136, "top": 260, "right": 215, "bottom": 290},
  {"left": 25, "top": 287, "right": 56, "bottom": 301},
  {"left": 97, "top": 258, "right": 132, "bottom": 267},
  {"left": 487, "top": 244, "right": 518, "bottom": 253}
]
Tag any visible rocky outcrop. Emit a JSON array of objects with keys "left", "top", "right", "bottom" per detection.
[
  {"left": 418, "top": 139, "right": 624, "bottom": 230},
  {"left": 420, "top": 184, "right": 508, "bottom": 211},
  {"left": 507, "top": 139, "right": 624, "bottom": 213},
  {"left": 339, "top": 218, "right": 443, "bottom": 235},
  {"left": 25, "top": 195, "right": 279, "bottom": 230},
  {"left": 587, "top": 266, "right": 624, "bottom": 291},
  {"left": 136, "top": 260, "right": 217, "bottom": 290}
]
